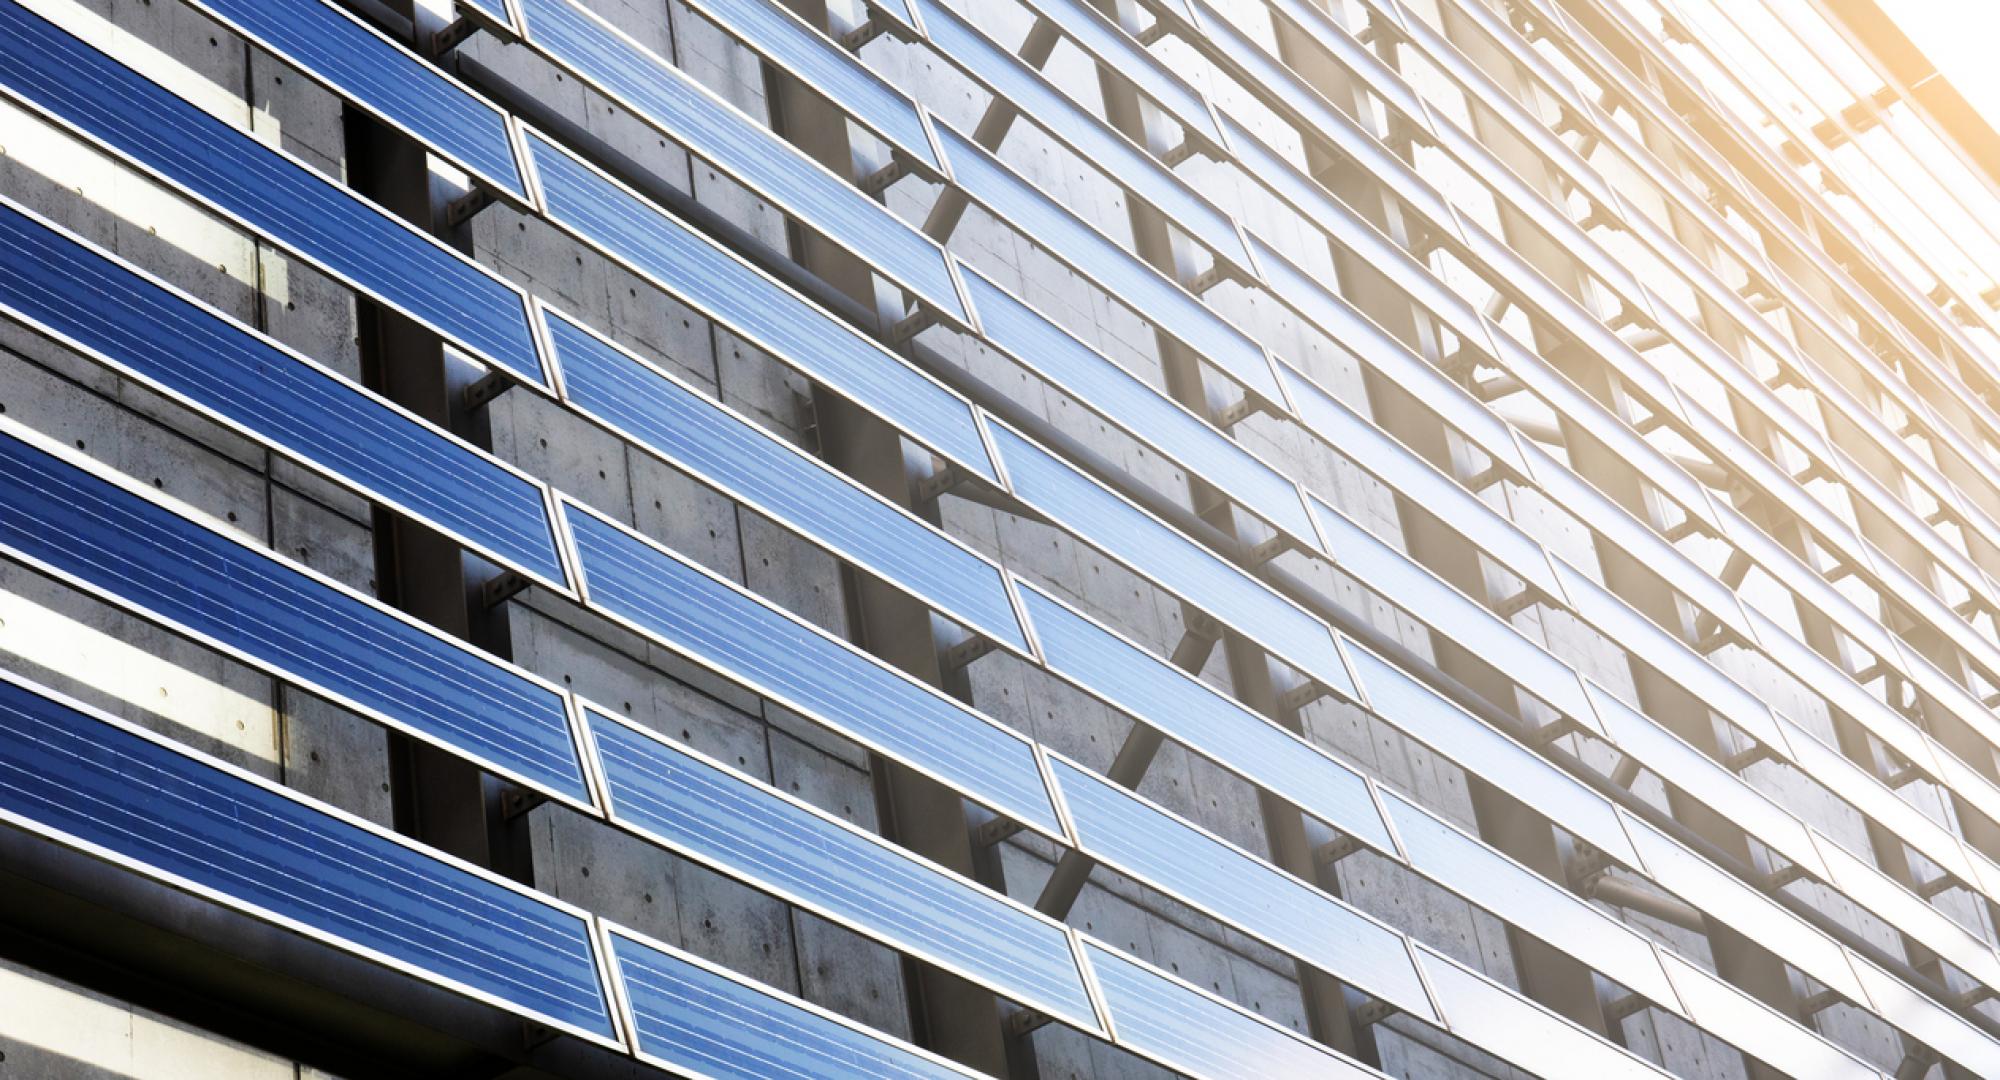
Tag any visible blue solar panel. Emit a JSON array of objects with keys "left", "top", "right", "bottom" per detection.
[
  {"left": 1306, "top": 493, "right": 1595, "bottom": 728},
  {"left": 986, "top": 422, "right": 1356, "bottom": 700},
  {"left": 455, "top": 0, "right": 515, "bottom": 31},
  {"left": 589, "top": 710, "right": 1100, "bottom": 1033},
  {"left": 1277, "top": 359, "right": 1557, "bottom": 600},
  {"left": 0, "top": 672, "right": 615, "bottom": 1041},
  {"left": 0, "top": 429, "right": 591, "bottom": 806},
  {"left": 1343, "top": 641, "right": 1637, "bottom": 866},
  {"left": 1081, "top": 941, "right": 1377, "bottom": 1080},
  {"left": 561, "top": 502, "right": 1062, "bottom": 838},
  {"left": 912, "top": 0, "right": 1253, "bottom": 275},
  {"left": 525, "top": 131, "right": 999, "bottom": 485},
  {"left": 181, "top": 0, "right": 525, "bottom": 199},
  {"left": 1009, "top": 0, "right": 1226, "bottom": 153},
  {"left": 1048, "top": 756, "right": 1436, "bottom": 1021},
  {"left": 0, "top": 1, "right": 546, "bottom": 386},
  {"left": 677, "top": 0, "right": 939, "bottom": 173},
  {"left": 512, "top": 0, "right": 966, "bottom": 324},
  {"left": 957, "top": 264, "right": 1317, "bottom": 549},
  {"left": 0, "top": 200, "right": 567, "bottom": 589},
  {"left": 544, "top": 309, "right": 1025, "bottom": 651},
  {"left": 932, "top": 121, "right": 1282, "bottom": 406},
  {"left": 605, "top": 926, "right": 979, "bottom": 1080},
  {"left": 1016, "top": 581, "right": 1392, "bottom": 855}
]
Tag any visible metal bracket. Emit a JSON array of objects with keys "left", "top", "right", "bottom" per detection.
[
  {"left": 887, "top": 306, "right": 940, "bottom": 346},
  {"left": 1470, "top": 373, "right": 1524, "bottom": 403},
  {"left": 1723, "top": 742, "right": 1776, "bottom": 773},
  {"left": 430, "top": 16, "right": 484, "bottom": 58},
  {"left": 1604, "top": 993, "right": 1651, "bottom": 1023},
  {"left": 913, "top": 461, "right": 972, "bottom": 505},
  {"left": 1212, "top": 394, "right": 1262, "bottom": 430},
  {"left": 1242, "top": 534, "right": 1292, "bottom": 569},
  {"left": 1491, "top": 588, "right": 1545, "bottom": 620},
  {"left": 1276, "top": 680, "right": 1333, "bottom": 715},
  {"left": 501, "top": 786, "right": 550, "bottom": 821},
  {"left": 1916, "top": 873, "right": 1961, "bottom": 900},
  {"left": 1313, "top": 834, "right": 1366, "bottom": 868},
  {"left": 1005, "top": 1008, "right": 1053, "bottom": 1037},
  {"left": 858, "top": 156, "right": 914, "bottom": 197},
  {"left": 1351, "top": 998, "right": 1399, "bottom": 1028},
  {"left": 521, "top": 1018, "right": 558, "bottom": 1050},
  {"left": 941, "top": 635, "right": 998, "bottom": 672},
  {"left": 1186, "top": 259, "right": 1239, "bottom": 296},
  {"left": 1526, "top": 715, "right": 1583, "bottom": 749},
  {"left": 1798, "top": 989, "right": 1844, "bottom": 1016},
  {"left": 974, "top": 816, "right": 1024, "bottom": 848},
  {"left": 1134, "top": 20, "right": 1170, "bottom": 46},
  {"left": 1765, "top": 861, "right": 1812, "bottom": 889},
  {"left": 462, "top": 369, "right": 514, "bottom": 412},
  {"left": 839, "top": 7, "right": 919, "bottom": 51},
  {"left": 481, "top": 570, "right": 532, "bottom": 609},
  {"left": 444, "top": 186, "right": 497, "bottom": 228}
]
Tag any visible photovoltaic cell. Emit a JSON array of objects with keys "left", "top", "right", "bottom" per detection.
[
  {"left": 545, "top": 309, "right": 1025, "bottom": 652},
  {"left": 0, "top": 0, "right": 545, "bottom": 385},
  {"left": 1048, "top": 756, "right": 1435, "bottom": 1021},
  {"left": 677, "top": 0, "right": 939, "bottom": 173},
  {"left": 1344, "top": 642, "right": 1637, "bottom": 866},
  {"left": 1658, "top": 952, "right": 1877, "bottom": 1080},
  {"left": 0, "top": 428, "right": 590, "bottom": 805},
  {"left": 589, "top": 712, "right": 1099, "bottom": 1033},
  {"left": 525, "top": 131, "right": 998, "bottom": 485},
  {"left": 956, "top": 263, "right": 1316, "bottom": 548},
  {"left": 0, "top": 200, "right": 567, "bottom": 589},
  {"left": 912, "top": 0, "right": 1253, "bottom": 273},
  {"left": 562, "top": 502, "right": 1062, "bottom": 838},
  {"left": 605, "top": 927, "right": 980, "bottom": 1080},
  {"left": 1016, "top": 581, "right": 1393, "bottom": 855},
  {"left": 1081, "top": 941, "right": 1377, "bottom": 1080},
  {"left": 1412, "top": 943, "right": 1668, "bottom": 1079},
  {"left": 933, "top": 121, "right": 1282, "bottom": 406},
  {"left": 1008, "top": 0, "right": 1225, "bottom": 151},
  {"left": 0, "top": 672, "right": 614, "bottom": 1041},
  {"left": 512, "top": 0, "right": 966, "bottom": 324},
  {"left": 179, "top": 0, "right": 525, "bottom": 198}
]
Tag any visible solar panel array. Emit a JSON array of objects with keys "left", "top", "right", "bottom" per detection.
[{"left": 5, "top": 0, "right": 2000, "bottom": 1075}]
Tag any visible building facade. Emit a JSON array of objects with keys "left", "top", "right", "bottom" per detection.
[{"left": 4, "top": 0, "right": 2000, "bottom": 1076}]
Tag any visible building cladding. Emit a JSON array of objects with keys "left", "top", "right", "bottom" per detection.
[{"left": 14, "top": 0, "right": 2000, "bottom": 1075}]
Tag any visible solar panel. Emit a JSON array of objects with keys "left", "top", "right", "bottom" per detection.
[
  {"left": 178, "top": 0, "right": 526, "bottom": 199},
  {"left": 1080, "top": 940, "right": 1378, "bottom": 1080},
  {"left": 932, "top": 121, "right": 1283, "bottom": 407},
  {"left": 1849, "top": 952, "right": 2000, "bottom": 1077},
  {"left": 1378, "top": 788, "right": 1678, "bottom": 1010},
  {"left": 911, "top": 0, "right": 1254, "bottom": 275},
  {"left": 560, "top": 500, "right": 1063, "bottom": 839},
  {"left": 1773, "top": 711, "right": 1977, "bottom": 888},
  {"left": 511, "top": 0, "right": 968, "bottom": 325},
  {"left": 676, "top": 0, "right": 941, "bottom": 174},
  {"left": 1016, "top": 580, "right": 1393, "bottom": 855},
  {"left": 588, "top": 709, "right": 1101, "bottom": 1033},
  {"left": 1007, "top": 0, "right": 1226, "bottom": 154},
  {"left": 1343, "top": 641, "right": 1637, "bottom": 866},
  {"left": 0, "top": 671, "right": 616, "bottom": 1043},
  {"left": 0, "top": 0, "right": 546, "bottom": 386},
  {"left": 1410, "top": 942, "right": 1669, "bottom": 1079},
  {"left": 955, "top": 263, "right": 1317, "bottom": 549},
  {"left": 1307, "top": 493, "right": 1596, "bottom": 728},
  {"left": 0, "top": 426, "right": 592, "bottom": 807},
  {"left": 1657, "top": 952, "right": 1878, "bottom": 1080},
  {"left": 1047, "top": 755, "right": 1436, "bottom": 1021},
  {"left": 1257, "top": 242, "right": 1529, "bottom": 482},
  {"left": 604, "top": 925, "right": 982, "bottom": 1080},
  {"left": 986, "top": 421, "right": 1356, "bottom": 700},
  {"left": 545, "top": 309, "right": 1026, "bottom": 653},
  {"left": 523, "top": 131, "right": 999, "bottom": 486},
  {"left": 0, "top": 199, "right": 568, "bottom": 591},
  {"left": 1278, "top": 358, "right": 1557, "bottom": 599},
  {"left": 1812, "top": 835, "right": 2000, "bottom": 995}
]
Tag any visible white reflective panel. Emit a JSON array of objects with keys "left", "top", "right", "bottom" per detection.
[
  {"left": 1656, "top": 952, "right": 1878, "bottom": 1080},
  {"left": 1411, "top": 942, "right": 1670, "bottom": 1080},
  {"left": 1547, "top": 557, "right": 1783, "bottom": 749},
  {"left": 1308, "top": 494, "right": 1595, "bottom": 728},
  {"left": 1774, "top": 712, "right": 1976, "bottom": 888},
  {"left": 956, "top": 263, "right": 1316, "bottom": 548},
  {"left": 1047, "top": 755, "right": 1437, "bottom": 1021},
  {"left": 1343, "top": 642, "right": 1639, "bottom": 866},
  {"left": 930, "top": 121, "right": 1281, "bottom": 406},
  {"left": 512, "top": 0, "right": 968, "bottom": 324},
  {"left": 1849, "top": 953, "right": 2000, "bottom": 1077},
  {"left": 1260, "top": 240, "right": 1530, "bottom": 481},
  {"left": 1620, "top": 813, "right": 1868, "bottom": 1004},
  {"left": 1585, "top": 683, "right": 1826, "bottom": 882},
  {"left": 1379, "top": 789, "right": 1679, "bottom": 1010},
  {"left": 523, "top": 131, "right": 999, "bottom": 485},
  {"left": 677, "top": 0, "right": 939, "bottom": 172},
  {"left": 1016, "top": 581, "right": 1395, "bottom": 855},
  {"left": 911, "top": 0, "right": 1252, "bottom": 273},
  {"left": 1007, "top": 0, "right": 1226, "bottom": 151},
  {"left": 1281, "top": 358, "right": 1559, "bottom": 600},
  {"left": 1812, "top": 833, "right": 2000, "bottom": 992},
  {"left": 987, "top": 421, "right": 1357, "bottom": 699},
  {"left": 1081, "top": 940, "right": 1378, "bottom": 1080}
]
